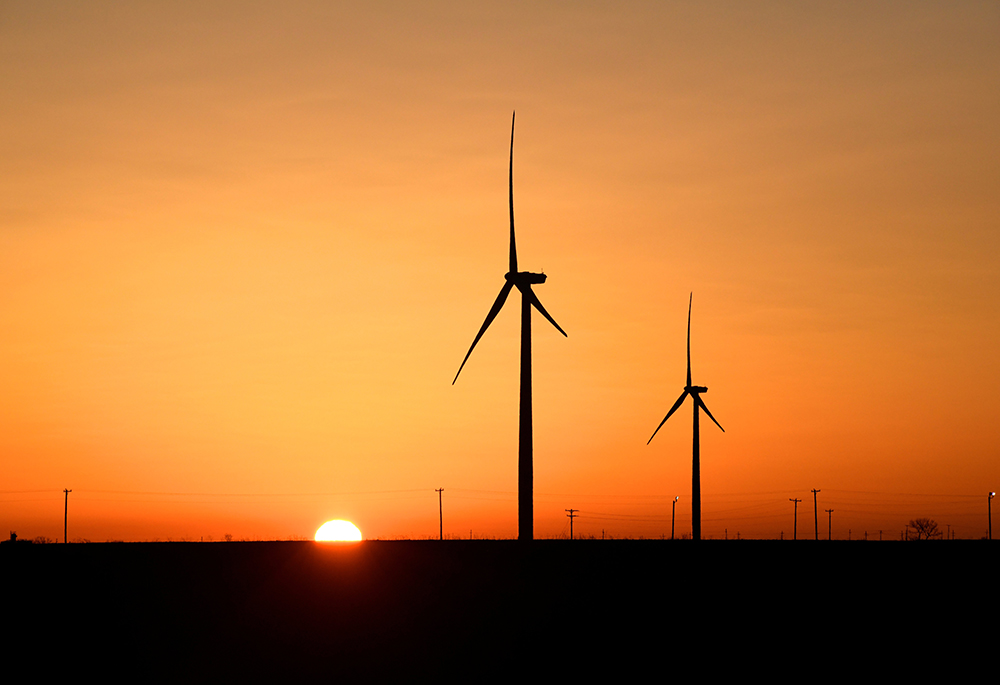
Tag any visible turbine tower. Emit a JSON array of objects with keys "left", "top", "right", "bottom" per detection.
[
  {"left": 647, "top": 293, "right": 724, "bottom": 541},
  {"left": 453, "top": 112, "right": 567, "bottom": 541}
]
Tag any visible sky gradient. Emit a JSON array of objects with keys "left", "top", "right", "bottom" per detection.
[{"left": 2, "top": 2, "right": 998, "bottom": 540}]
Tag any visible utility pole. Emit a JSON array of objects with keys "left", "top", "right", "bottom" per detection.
[
  {"left": 789, "top": 498, "right": 801, "bottom": 540},
  {"left": 811, "top": 489, "right": 821, "bottom": 540},
  {"left": 63, "top": 488, "right": 72, "bottom": 543},
  {"left": 826, "top": 509, "right": 833, "bottom": 540},
  {"left": 435, "top": 488, "right": 444, "bottom": 541},
  {"left": 671, "top": 496, "right": 679, "bottom": 540},
  {"left": 565, "top": 508, "right": 578, "bottom": 540},
  {"left": 989, "top": 492, "right": 995, "bottom": 541}
]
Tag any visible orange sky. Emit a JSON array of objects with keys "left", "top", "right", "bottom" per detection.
[{"left": 2, "top": 2, "right": 998, "bottom": 541}]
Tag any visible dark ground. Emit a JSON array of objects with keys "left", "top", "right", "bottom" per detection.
[{"left": 4, "top": 540, "right": 994, "bottom": 679}]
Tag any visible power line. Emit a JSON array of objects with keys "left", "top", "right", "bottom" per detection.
[{"left": 82, "top": 488, "right": 430, "bottom": 497}]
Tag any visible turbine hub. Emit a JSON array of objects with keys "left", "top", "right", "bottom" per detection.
[{"left": 686, "top": 385, "right": 708, "bottom": 394}]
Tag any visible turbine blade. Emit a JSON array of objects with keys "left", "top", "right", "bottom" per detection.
[
  {"left": 647, "top": 391, "right": 689, "bottom": 445},
  {"left": 508, "top": 111, "right": 518, "bottom": 275},
  {"left": 694, "top": 394, "right": 725, "bottom": 432},
  {"left": 523, "top": 285, "right": 567, "bottom": 337},
  {"left": 453, "top": 280, "right": 515, "bottom": 384},
  {"left": 686, "top": 292, "right": 692, "bottom": 388}
]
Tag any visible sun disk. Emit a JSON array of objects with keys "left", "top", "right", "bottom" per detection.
[{"left": 314, "top": 520, "right": 362, "bottom": 542}]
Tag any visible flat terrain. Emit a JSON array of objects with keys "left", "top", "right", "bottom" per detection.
[{"left": 4, "top": 540, "right": 994, "bottom": 677}]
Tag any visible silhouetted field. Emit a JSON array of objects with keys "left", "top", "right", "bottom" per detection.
[{"left": 4, "top": 540, "right": 993, "bottom": 678}]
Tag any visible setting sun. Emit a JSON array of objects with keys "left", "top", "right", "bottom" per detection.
[{"left": 315, "top": 520, "right": 363, "bottom": 542}]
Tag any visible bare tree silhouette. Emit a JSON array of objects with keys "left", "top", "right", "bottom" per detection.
[{"left": 907, "top": 518, "right": 942, "bottom": 540}]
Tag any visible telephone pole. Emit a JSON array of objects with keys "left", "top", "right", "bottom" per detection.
[
  {"left": 811, "top": 489, "right": 821, "bottom": 540},
  {"left": 565, "top": 509, "right": 578, "bottom": 540},
  {"left": 789, "top": 498, "right": 801, "bottom": 540},
  {"left": 825, "top": 509, "right": 833, "bottom": 540},
  {"left": 435, "top": 488, "right": 444, "bottom": 541},
  {"left": 989, "top": 492, "right": 995, "bottom": 541},
  {"left": 671, "top": 496, "right": 679, "bottom": 540},
  {"left": 63, "top": 488, "right": 72, "bottom": 543}
]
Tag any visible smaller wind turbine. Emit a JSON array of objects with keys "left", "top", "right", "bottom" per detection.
[{"left": 647, "top": 293, "right": 724, "bottom": 541}]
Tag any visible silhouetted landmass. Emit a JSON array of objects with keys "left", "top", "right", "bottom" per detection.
[{"left": 4, "top": 540, "right": 994, "bottom": 678}]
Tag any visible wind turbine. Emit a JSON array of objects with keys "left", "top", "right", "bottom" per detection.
[
  {"left": 452, "top": 112, "right": 567, "bottom": 541},
  {"left": 647, "top": 294, "right": 724, "bottom": 541}
]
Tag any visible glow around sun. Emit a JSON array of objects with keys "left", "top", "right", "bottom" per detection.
[{"left": 314, "top": 520, "right": 362, "bottom": 542}]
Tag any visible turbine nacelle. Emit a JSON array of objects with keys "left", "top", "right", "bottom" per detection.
[
  {"left": 686, "top": 385, "right": 708, "bottom": 394},
  {"left": 506, "top": 271, "right": 547, "bottom": 286}
]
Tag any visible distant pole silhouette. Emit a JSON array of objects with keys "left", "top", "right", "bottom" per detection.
[
  {"left": 671, "top": 496, "right": 679, "bottom": 540},
  {"left": 565, "top": 509, "right": 578, "bottom": 540},
  {"left": 826, "top": 509, "right": 833, "bottom": 540},
  {"left": 452, "top": 112, "right": 567, "bottom": 543},
  {"left": 647, "top": 294, "right": 724, "bottom": 542},
  {"left": 989, "top": 492, "right": 995, "bottom": 541},
  {"left": 63, "top": 488, "right": 71, "bottom": 544},
  {"left": 789, "top": 498, "right": 801, "bottom": 540},
  {"left": 811, "top": 489, "right": 821, "bottom": 540},
  {"left": 435, "top": 488, "right": 444, "bottom": 541}
]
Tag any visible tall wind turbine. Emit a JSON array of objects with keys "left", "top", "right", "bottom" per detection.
[
  {"left": 453, "top": 112, "right": 567, "bottom": 541},
  {"left": 647, "top": 294, "right": 724, "bottom": 541}
]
